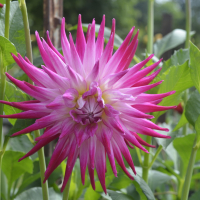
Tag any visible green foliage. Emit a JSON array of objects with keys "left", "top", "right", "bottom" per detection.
[
  {"left": 153, "top": 61, "right": 193, "bottom": 119},
  {"left": 0, "top": 36, "right": 17, "bottom": 66},
  {"left": 2, "top": 150, "right": 33, "bottom": 190},
  {"left": 14, "top": 187, "right": 62, "bottom": 200},
  {"left": 4, "top": 81, "right": 29, "bottom": 125},
  {"left": 153, "top": 29, "right": 194, "bottom": 58},
  {"left": 190, "top": 42, "right": 200, "bottom": 93},
  {"left": 185, "top": 90, "right": 200, "bottom": 126},
  {"left": 173, "top": 134, "right": 200, "bottom": 173},
  {"left": 189, "top": 190, "right": 200, "bottom": 200},
  {"left": 0, "top": 1, "right": 26, "bottom": 60}
]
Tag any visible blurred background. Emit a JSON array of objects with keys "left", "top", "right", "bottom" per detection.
[{"left": 26, "top": 0, "right": 200, "bottom": 60}]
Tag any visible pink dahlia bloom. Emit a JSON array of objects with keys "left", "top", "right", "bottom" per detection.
[{"left": 1, "top": 15, "right": 175, "bottom": 193}]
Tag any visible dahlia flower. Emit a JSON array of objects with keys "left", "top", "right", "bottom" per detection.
[{"left": 0, "top": 15, "right": 175, "bottom": 193}]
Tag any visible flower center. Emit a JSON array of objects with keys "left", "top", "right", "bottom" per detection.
[{"left": 70, "top": 97, "right": 103, "bottom": 125}]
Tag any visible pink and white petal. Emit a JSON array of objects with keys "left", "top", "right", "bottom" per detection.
[
  {"left": 42, "top": 65, "right": 71, "bottom": 92},
  {"left": 76, "top": 14, "right": 86, "bottom": 62},
  {"left": 59, "top": 118, "right": 76, "bottom": 138},
  {"left": 35, "top": 31, "right": 56, "bottom": 72},
  {"left": 114, "top": 58, "right": 162, "bottom": 88},
  {"left": 133, "top": 68, "right": 162, "bottom": 87},
  {"left": 132, "top": 103, "right": 176, "bottom": 113},
  {"left": 66, "top": 65, "right": 87, "bottom": 93},
  {"left": 61, "top": 18, "right": 72, "bottom": 66},
  {"left": 86, "top": 61, "right": 100, "bottom": 85},
  {"left": 95, "top": 15, "right": 105, "bottom": 61},
  {"left": 135, "top": 91, "right": 175, "bottom": 103},
  {"left": 42, "top": 39, "right": 69, "bottom": 77},
  {"left": 46, "top": 96, "right": 65, "bottom": 109},
  {"left": 113, "top": 132, "right": 136, "bottom": 174},
  {"left": 63, "top": 88, "right": 79, "bottom": 108},
  {"left": 80, "top": 140, "right": 89, "bottom": 184},
  {"left": 69, "top": 33, "right": 85, "bottom": 76},
  {"left": 95, "top": 140, "right": 107, "bottom": 194},
  {"left": 111, "top": 139, "right": 134, "bottom": 180},
  {"left": 119, "top": 81, "right": 163, "bottom": 97},
  {"left": 35, "top": 122, "right": 62, "bottom": 141},
  {"left": 46, "top": 30, "right": 65, "bottom": 62},
  {"left": 102, "top": 27, "right": 135, "bottom": 76},
  {"left": 83, "top": 19, "right": 96, "bottom": 75},
  {"left": 19, "top": 134, "right": 58, "bottom": 161}
]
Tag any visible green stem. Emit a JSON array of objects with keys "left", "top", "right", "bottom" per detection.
[
  {"left": 4, "top": 0, "right": 10, "bottom": 39},
  {"left": 148, "top": 145, "right": 162, "bottom": 169},
  {"left": 181, "top": 136, "right": 198, "bottom": 200},
  {"left": 142, "top": 0, "right": 154, "bottom": 184},
  {"left": 147, "top": 0, "right": 154, "bottom": 54},
  {"left": 19, "top": 0, "right": 33, "bottom": 84},
  {"left": 185, "top": 0, "right": 191, "bottom": 49},
  {"left": 34, "top": 130, "right": 49, "bottom": 200},
  {"left": 19, "top": 1, "right": 49, "bottom": 199},
  {"left": 62, "top": 174, "right": 72, "bottom": 200},
  {"left": 142, "top": 135, "right": 151, "bottom": 183},
  {"left": 0, "top": 0, "right": 10, "bottom": 198}
]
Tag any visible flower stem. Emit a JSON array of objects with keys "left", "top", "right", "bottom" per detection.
[
  {"left": 62, "top": 174, "right": 72, "bottom": 200},
  {"left": 4, "top": 0, "right": 10, "bottom": 39},
  {"left": 19, "top": 0, "right": 49, "bottom": 199},
  {"left": 142, "top": 0, "right": 154, "bottom": 184},
  {"left": 147, "top": 0, "right": 154, "bottom": 54},
  {"left": 0, "top": 0, "right": 10, "bottom": 197},
  {"left": 34, "top": 130, "right": 49, "bottom": 200},
  {"left": 148, "top": 145, "right": 162, "bottom": 169},
  {"left": 181, "top": 136, "right": 198, "bottom": 200},
  {"left": 19, "top": 0, "right": 33, "bottom": 84},
  {"left": 142, "top": 135, "right": 151, "bottom": 183},
  {"left": 185, "top": 0, "right": 191, "bottom": 49}
]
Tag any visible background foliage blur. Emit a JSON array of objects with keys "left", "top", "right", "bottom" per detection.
[{"left": 26, "top": 0, "right": 200, "bottom": 59}]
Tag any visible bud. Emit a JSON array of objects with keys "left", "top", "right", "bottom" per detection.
[{"left": 0, "top": 3, "right": 3, "bottom": 8}]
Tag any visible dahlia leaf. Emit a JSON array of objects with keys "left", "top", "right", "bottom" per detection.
[
  {"left": 2, "top": 150, "right": 33, "bottom": 189},
  {"left": 188, "top": 190, "right": 200, "bottom": 200},
  {"left": 102, "top": 190, "right": 134, "bottom": 200},
  {"left": 0, "top": 36, "right": 17, "bottom": 66},
  {"left": 153, "top": 29, "right": 194, "bottom": 58},
  {"left": 162, "top": 48, "right": 189, "bottom": 74},
  {"left": 194, "top": 115, "right": 200, "bottom": 150},
  {"left": 190, "top": 42, "right": 200, "bottom": 93},
  {"left": 14, "top": 187, "right": 62, "bottom": 200},
  {"left": 0, "top": 1, "right": 26, "bottom": 69},
  {"left": 15, "top": 172, "right": 40, "bottom": 197},
  {"left": 185, "top": 90, "right": 200, "bottom": 126},
  {"left": 127, "top": 168, "right": 155, "bottom": 200},
  {"left": 173, "top": 134, "right": 200, "bottom": 174},
  {"left": 4, "top": 81, "right": 29, "bottom": 125},
  {"left": 173, "top": 110, "right": 188, "bottom": 131},
  {"left": 153, "top": 61, "right": 193, "bottom": 119}
]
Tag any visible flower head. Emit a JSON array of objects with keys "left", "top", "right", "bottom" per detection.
[
  {"left": 0, "top": 3, "right": 4, "bottom": 8},
  {"left": 1, "top": 15, "right": 175, "bottom": 193}
]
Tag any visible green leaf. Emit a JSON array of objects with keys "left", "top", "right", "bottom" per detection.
[
  {"left": 0, "top": 1, "right": 26, "bottom": 59},
  {"left": 173, "top": 134, "right": 200, "bottom": 173},
  {"left": 127, "top": 168, "right": 155, "bottom": 200},
  {"left": 154, "top": 29, "right": 194, "bottom": 58},
  {"left": 14, "top": 187, "right": 62, "bottom": 200},
  {"left": 9, "top": 133, "right": 37, "bottom": 160},
  {"left": 0, "top": 36, "right": 17, "bottom": 66},
  {"left": 190, "top": 42, "right": 200, "bottom": 93},
  {"left": 8, "top": 119, "right": 35, "bottom": 136},
  {"left": 161, "top": 48, "right": 189, "bottom": 74},
  {"left": 2, "top": 150, "right": 33, "bottom": 189},
  {"left": 194, "top": 115, "right": 200, "bottom": 149},
  {"left": 153, "top": 61, "right": 193, "bottom": 119},
  {"left": 188, "top": 190, "right": 200, "bottom": 200},
  {"left": 4, "top": 81, "right": 29, "bottom": 125},
  {"left": 103, "top": 190, "right": 135, "bottom": 200},
  {"left": 173, "top": 110, "right": 188, "bottom": 131},
  {"left": 185, "top": 90, "right": 200, "bottom": 126},
  {"left": 15, "top": 172, "right": 41, "bottom": 197}
]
